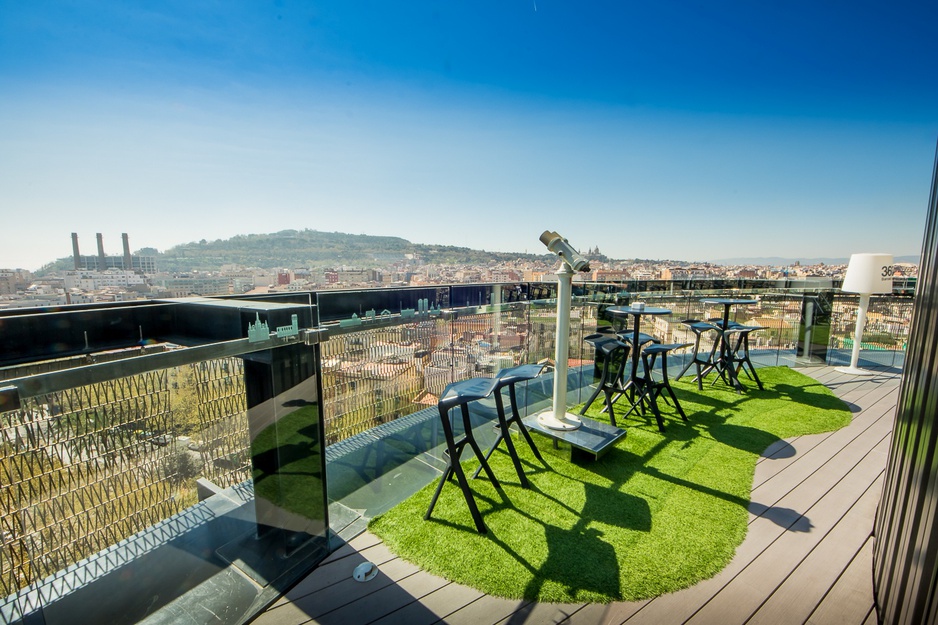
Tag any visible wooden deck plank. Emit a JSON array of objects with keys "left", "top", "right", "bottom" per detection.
[
  {"left": 748, "top": 398, "right": 895, "bottom": 516},
  {"left": 257, "top": 555, "right": 421, "bottom": 625},
  {"left": 806, "top": 537, "right": 877, "bottom": 625},
  {"left": 319, "top": 530, "right": 383, "bottom": 565},
  {"left": 308, "top": 568, "right": 450, "bottom": 625},
  {"left": 369, "top": 582, "right": 485, "bottom": 625},
  {"left": 748, "top": 434, "right": 891, "bottom": 536},
  {"left": 752, "top": 376, "right": 898, "bottom": 485},
  {"left": 270, "top": 540, "right": 401, "bottom": 608},
  {"left": 683, "top": 443, "right": 888, "bottom": 624},
  {"left": 745, "top": 478, "right": 882, "bottom": 624},
  {"left": 811, "top": 372, "right": 899, "bottom": 416},
  {"left": 560, "top": 600, "right": 647, "bottom": 625},
  {"left": 440, "top": 594, "right": 533, "bottom": 625},
  {"left": 751, "top": 371, "right": 897, "bottom": 487},
  {"left": 364, "top": 593, "right": 455, "bottom": 625},
  {"left": 749, "top": 409, "right": 892, "bottom": 520},
  {"left": 493, "top": 601, "right": 589, "bottom": 625},
  {"left": 584, "top": 368, "right": 892, "bottom": 625},
  {"left": 822, "top": 378, "right": 901, "bottom": 414}
]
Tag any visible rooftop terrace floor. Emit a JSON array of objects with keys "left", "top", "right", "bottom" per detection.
[{"left": 255, "top": 365, "right": 900, "bottom": 625}]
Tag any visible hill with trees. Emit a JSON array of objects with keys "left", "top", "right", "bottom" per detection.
[{"left": 38, "top": 229, "right": 561, "bottom": 274}]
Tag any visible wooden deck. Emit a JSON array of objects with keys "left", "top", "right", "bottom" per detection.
[{"left": 254, "top": 366, "right": 901, "bottom": 625}]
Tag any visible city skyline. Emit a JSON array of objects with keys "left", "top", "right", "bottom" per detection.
[
  {"left": 20, "top": 228, "right": 928, "bottom": 275},
  {"left": 2, "top": 2, "right": 937, "bottom": 272}
]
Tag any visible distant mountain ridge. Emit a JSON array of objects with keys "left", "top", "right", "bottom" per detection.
[
  {"left": 39, "top": 229, "right": 558, "bottom": 274},
  {"left": 38, "top": 229, "right": 920, "bottom": 274},
  {"left": 712, "top": 255, "right": 920, "bottom": 266}
]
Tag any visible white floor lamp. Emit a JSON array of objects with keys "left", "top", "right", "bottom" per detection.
[
  {"left": 835, "top": 252, "right": 893, "bottom": 376},
  {"left": 536, "top": 231, "right": 591, "bottom": 431}
]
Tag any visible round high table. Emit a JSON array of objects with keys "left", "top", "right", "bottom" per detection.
[
  {"left": 700, "top": 298, "right": 758, "bottom": 390},
  {"left": 605, "top": 305, "right": 672, "bottom": 399}
]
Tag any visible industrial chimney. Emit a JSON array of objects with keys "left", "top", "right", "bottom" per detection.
[
  {"left": 122, "top": 233, "right": 132, "bottom": 271},
  {"left": 96, "top": 233, "right": 106, "bottom": 271},
  {"left": 71, "top": 233, "right": 81, "bottom": 270}
]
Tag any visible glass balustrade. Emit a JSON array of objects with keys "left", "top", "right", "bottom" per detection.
[{"left": 0, "top": 280, "right": 913, "bottom": 624}]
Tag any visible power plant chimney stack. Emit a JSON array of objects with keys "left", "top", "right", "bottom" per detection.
[
  {"left": 96, "top": 233, "right": 106, "bottom": 271},
  {"left": 122, "top": 233, "right": 132, "bottom": 271},
  {"left": 71, "top": 233, "right": 81, "bottom": 270}
]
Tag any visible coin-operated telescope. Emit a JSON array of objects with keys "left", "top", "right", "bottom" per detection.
[
  {"left": 536, "top": 230, "right": 593, "bottom": 431},
  {"left": 539, "top": 230, "right": 591, "bottom": 272}
]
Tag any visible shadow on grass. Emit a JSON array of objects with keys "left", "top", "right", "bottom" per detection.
[
  {"left": 503, "top": 480, "right": 649, "bottom": 600},
  {"left": 708, "top": 422, "right": 781, "bottom": 456},
  {"left": 371, "top": 366, "right": 847, "bottom": 603},
  {"left": 422, "top": 461, "right": 651, "bottom": 600}
]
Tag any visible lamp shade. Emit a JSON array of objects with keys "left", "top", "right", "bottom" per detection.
[{"left": 841, "top": 253, "right": 894, "bottom": 294}]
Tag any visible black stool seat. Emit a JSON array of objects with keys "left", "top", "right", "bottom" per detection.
[
  {"left": 617, "top": 331, "right": 660, "bottom": 348},
  {"left": 711, "top": 318, "right": 744, "bottom": 329},
  {"left": 675, "top": 319, "right": 721, "bottom": 390},
  {"left": 579, "top": 335, "right": 630, "bottom": 426},
  {"left": 617, "top": 331, "right": 660, "bottom": 381},
  {"left": 630, "top": 343, "right": 691, "bottom": 431},
  {"left": 425, "top": 377, "right": 502, "bottom": 533},
  {"left": 472, "top": 363, "right": 547, "bottom": 488}
]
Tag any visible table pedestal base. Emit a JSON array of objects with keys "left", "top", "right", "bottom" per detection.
[
  {"left": 536, "top": 410, "right": 582, "bottom": 431},
  {"left": 524, "top": 413, "right": 626, "bottom": 461}
]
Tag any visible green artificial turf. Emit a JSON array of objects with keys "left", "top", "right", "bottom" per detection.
[{"left": 368, "top": 366, "right": 852, "bottom": 604}]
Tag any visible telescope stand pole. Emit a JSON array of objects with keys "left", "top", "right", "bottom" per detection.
[{"left": 537, "top": 261, "right": 582, "bottom": 430}]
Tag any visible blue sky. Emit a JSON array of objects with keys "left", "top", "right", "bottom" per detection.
[{"left": 1, "top": 1, "right": 936, "bottom": 271}]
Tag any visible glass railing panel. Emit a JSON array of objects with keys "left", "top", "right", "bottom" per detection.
[
  {"left": 525, "top": 297, "right": 561, "bottom": 367},
  {"left": 316, "top": 286, "right": 451, "bottom": 324},
  {"left": 319, "top": 302, "right": 559, "bottom": 433},
  {"left": 320, "top": 318, "right": 446, "bottom": 445},
  {"left": 566, "top": 299, "right": 599, "bottom": 406},
  {"left": 320, "top": 301, "right": 554, "bottom": 517},
  {"left": 829, "top": 293, "right": 913, "bottom": 369},
  {"left": 1, "top": 367, "right": 178, "bottom": 605},
  {"left": 1, "top": 333, "right": 328, "bottom": 625}
]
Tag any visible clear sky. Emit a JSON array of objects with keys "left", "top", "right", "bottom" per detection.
[{"left": 1, "top": 1, "right": 936, "bottom": 271}]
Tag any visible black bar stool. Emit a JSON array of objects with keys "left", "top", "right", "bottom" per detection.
[
  {"left": 425, "top": 377, "right": 501, "bottom": 533},
  {"left": 723, "top": 325, "right": 765, "bottom": 390},
  {"left": 705, "top": 319, "right": 764, "bottom": 391},
  {"left": 472, "top": 363, "right": 547, "bottom": 488},
  {"left": 632, "top": 343, "right": 692, "bottom": 431},
  {"left": 579, "top": 334, "right": 630, "bottom": 426},
  {"left": 675, "top": 319, "right": 721, "bottom": 390}
]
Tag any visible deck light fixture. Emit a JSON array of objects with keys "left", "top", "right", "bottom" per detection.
[
  {"left": 835, "top": 252, "right": 893, "bottom": 375},
  {"left": 353, "top": 561, "right": 378, "bottom": 582}
]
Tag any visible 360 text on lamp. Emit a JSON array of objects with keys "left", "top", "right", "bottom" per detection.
[
  {"left": 536, "top": 230, "right": 591, "bottom": 431},
  {"left": 835, "top": 252, "right": 893, "bottom": 376}
]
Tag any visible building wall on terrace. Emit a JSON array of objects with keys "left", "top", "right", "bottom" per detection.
[{"left": 873, "top": 142, "right": 938, "bottom": 625}]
